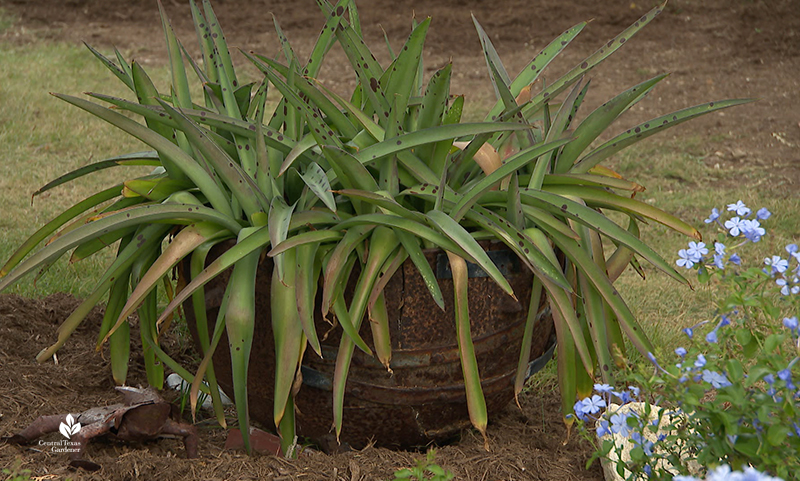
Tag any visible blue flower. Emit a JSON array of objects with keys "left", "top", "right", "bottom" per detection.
[
  {"left": 683, "top": 327, "right": 693, "bottom": 338},
  {"left": 778, "top": 368, "right": 795, "bottom": 389},
  {"left": 686, "top": 241, "right": 708, "bottom": 260},
  {"left": 702, "top": 369, "right": 732, "bottom": 388},
  {"left": 742, "top": 219, "right": 765, "bottom": 242},
  {"left": 580, "top": 394, "right": 607, "bottom": 415},
  {"left": 647, "top": 352, "right": 669, "bottom": 374},
  {"left": 727, "top": 200, "right": 751, "bottom": 217},
  {"left": 628, "top": 385, "right": 640, "bottom": 397},
  {"left": 777, "top": 277, "right": 800, "bottom": 296},
  {"left": 724, "top": 216, "right": 746, "bottom": 236},
  {"left": 612, "top": 390, "right": 632, "bottom": 404},
  {"left": 756, "top": 207, "right": 772, "bottom": 220},
  {"left": 784, "top": 316, "right": 799, "bottom": 332},
  {"left": 609, "top": 412, "right": 632, "bottom": 437},
  {"left": 694, "top": 354, "right": 707, "bottom": 368},
  {"left": 714, "top": 242, "right": 726, "bottom": 256},
  {"left": 712, "top": 253, "right": 725, "bottom": 271},
  {"left": 786, "top": 244, "right": 800, "bottom": 263},
  {"left": 593, "top": 383, "right": 613, "bottom": 394},
  {"left": 740, "top": 466, "right": 785, "bottom": 481},
  {"left": 596, "top": 419, "right": 611, "bottom": 438},
  {"left": 630, "top": 432, "right": 655, "bottom": 456},
  {"left": 705, "top": 207, "right": 720, "bottom": 224},
  {"left": 675, "top": 347, "right": 687, "bottom": 357},
  {"left": 730, "top": 253, "right": 742, "bottom": 265},
  {"left": 764, "top": 373, "right": 776, "bottom": 385},
  {"left": 765, "top": 255, "right": 789, "bottom": 274},
  {"left": 706, "top": 330, "right": 718, "bottom": 343},
  {"left": 676, "top": 249, "right": 697, "bottom": 269},
  {"left": 572, "top": 400, "right": 588, "bottom": 421}
]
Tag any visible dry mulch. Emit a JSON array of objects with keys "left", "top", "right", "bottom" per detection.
[{"left": 0, "top": 293, "right": 603, "bottom": 480}]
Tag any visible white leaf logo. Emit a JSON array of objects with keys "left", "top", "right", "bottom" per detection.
[{"left": 59, "top": 414, "right": 81, "bottom": 439}]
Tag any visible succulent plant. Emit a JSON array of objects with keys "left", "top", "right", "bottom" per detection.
[{"left": 0, "top": 0, "right": 751, "bottom": 454}]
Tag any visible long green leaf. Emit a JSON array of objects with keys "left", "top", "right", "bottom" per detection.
[
  {"left": 202, "top": 0, "right": 237, "bottom": 88},
  {"left": 549, "top": 228, "right": 655, "bottom": 357},
  {"left": 267, "top": 230, "right": 343, "bottom": 257},
  {"left": 510, "top": 188, "right": 691, "bottom": 285},
  {"left": 300, "top": 162, "right": 337, "bottom": 212},
  {"left": 483, "top": 22, "right": 586, "bottom": 121},
  {"left": 381, "top": 18, "right": 430, "bottom": 123},
  {"left": 542, "top": 184, "right": 700, "bottom": 240},
  {"left": 572, "top": 99, "right": 756, "bottom": 173},
  {"left": 556, "top": 74, "right": 668, "bottom": 171},
  {"left": 105, "top": 223, "right": 230, "bottom": 343},
  {"left": 31, "top": 152, "right": 159, "bottom": 197},
  {"left": 224, "top": 228, "right": 260, "bottom": 454},
  {"left": 243, "top": 52, "right": 358, "bottom": 139},
  {"left": 35, "top": 224, "right": 170, "bottom": 361},
  {"left": 158, "top": 0, "right": 193, "bottom": 110},
  {"left": 54, "top": 94, "right": 233, "bottom": 218},
  {"left": 335, "top": 189, "right": 427, "bottom": 223},
  {"left": 155, "top": 225, "right": 271, "bottom": 326},
  {"left": 0, "top": 203, "right": 239, "bottom": 293},
  {"left": 321, "top": 225, "right": 374, "bottom": 316},
  {"left": 270, "top": 247, "right": 304, "bottom": 449},
  {"left": 426, "top": 210, "right": 514, "bottom": 298},
  {"left": 0, "top": 185, "right": 122, "bottom": 277},
  {"left": 294, "top": 242, "right": 323, "bottom": 357},
  {"left": 446, "top": 251, "right": 489, "bottom": 450},
  {"left": 155, "top": 99, "right": 267, "bottom": 218},
  {"left": 354, "top": 122, "right": 532, "bottom": 175},
  {"left": 269, "top": 197, "right": 295, "bottom": 282},
  {"left": 523, "top": 2, "right": 667, "bottom": 120},
  {"left": 451, "top": 138, "right": 571, "bottom": 220},
  {"left": 83, "top": 42, "right": 134, "bottom": 91}
]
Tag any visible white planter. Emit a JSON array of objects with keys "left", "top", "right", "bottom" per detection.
[{"left": 596, "top": 402, "right": 700, "bottom": 481}]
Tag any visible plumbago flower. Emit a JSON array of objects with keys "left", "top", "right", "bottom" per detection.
[
  {"left": 675, "top": 465, "right": 784, "bottom": 481},
  {"left": 573, "top": 315, "right": 799, "bottom": 481},
  {"left": 571, "top": 202, "right": 800, "bottom": 481},
  {"left": 676, "top": 201, "right": 800, "bottom": 311}
]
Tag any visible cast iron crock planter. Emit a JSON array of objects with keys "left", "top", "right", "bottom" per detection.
[{"left": 182, "top": 240, "right": 556, "bottom": 450}]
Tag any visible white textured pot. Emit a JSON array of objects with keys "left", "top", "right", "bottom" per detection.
[{"left": 596, "top": 402, "right": 701, "bottom": 481}]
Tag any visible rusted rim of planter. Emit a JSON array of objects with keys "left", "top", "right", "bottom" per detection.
[{"left": 301, "top": 341, "right": 556, "bottom": 405}]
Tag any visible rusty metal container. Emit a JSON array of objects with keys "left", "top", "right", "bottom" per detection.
[{"left": 183, "top": 241, "right": 555, "bottom": 449}]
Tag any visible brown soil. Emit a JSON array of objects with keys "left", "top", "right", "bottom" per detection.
[
  {"left": 3, "top": 0, "right": 799, "bottom": 184},
  {"left": 0, "top": 0, "right": 798, "bottom": 479},
  {"left": 0, "top": 294, "right": 600, "bottom": 480}
]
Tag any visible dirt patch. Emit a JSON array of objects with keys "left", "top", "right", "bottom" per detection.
[
  {"left": 0, "top": 293, "right": 602, "bottom": 480},
  {"left": 2, "top": 0, "right": 799, "bottom": 186}
]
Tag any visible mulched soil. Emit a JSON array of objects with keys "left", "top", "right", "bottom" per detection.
[
  {"left": 0, "top": 293, "right": 602, "bottom": 480},
  {"left": 0, "top": 0, "right": 798, "bottom": 479}
]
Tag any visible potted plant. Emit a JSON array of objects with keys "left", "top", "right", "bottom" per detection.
[{"left": 0, "top": 0, "right": 750, "bottom": 455}]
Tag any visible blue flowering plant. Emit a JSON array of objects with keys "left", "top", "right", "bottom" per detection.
[
  {"left": 677, "top": 201, "right": 800, "bottom": 310},
  {"left": 674, "top": 464, "right": 785, "bottom": 481},
  {"left": 571, "top": 201, "right": 800, "bottom": 481}
]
